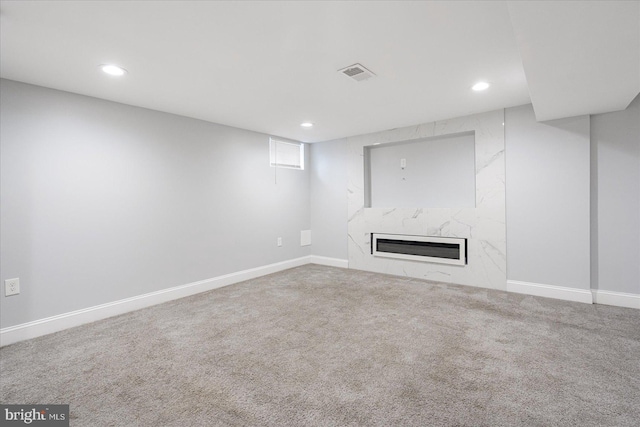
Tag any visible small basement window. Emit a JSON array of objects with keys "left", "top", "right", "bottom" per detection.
[{"left": 270, "top": 138, "right": 304, "bottom": 170}]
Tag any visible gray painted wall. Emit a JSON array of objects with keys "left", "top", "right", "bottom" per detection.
[
  {"left": 505, "top": 104, "right": 591, "bottom": 290},
  {"left": 309, "top": 139, "right": 348, "bottom": 260},
  {"left": 367, "top": 133, "right": 476, "bottom": 209},
  {"left": 2, "top": 75, "right": 637, "bottom": 332},
  {"left": 0, "top": 79, "right": 310, "bottom": 328},
  {"left": 305, "top": 102, "right": 639, "bottom": 296},
  {"left": 591, "top": 94, "right": 640, "bottom": 294}
]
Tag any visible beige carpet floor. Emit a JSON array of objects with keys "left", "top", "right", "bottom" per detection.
[{"left": 1, "top": 264, "right": 639, "bottom": 426}]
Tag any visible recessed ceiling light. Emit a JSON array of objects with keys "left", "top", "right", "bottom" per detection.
[
  {"left": 472, "top": 81, "right": 490, "bottom": 91},
  {"left": 300, "top": 122, "right": 314, "bottom": 128},
  {"left": 100, "top": 64, "right": 127, "bottom": 76}
]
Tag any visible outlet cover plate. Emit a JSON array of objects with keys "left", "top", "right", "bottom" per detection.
[
  {"left": 5, "top": 278, "right": 20, "bottom": 296},
  {"left": 301, "top": 230, "right": 311, "bottom": 246}
]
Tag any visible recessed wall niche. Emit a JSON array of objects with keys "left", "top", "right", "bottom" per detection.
[{"left": 364, "top": 131, "right": 476, "bottom": 208}]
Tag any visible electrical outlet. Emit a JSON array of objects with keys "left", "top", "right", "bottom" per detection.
[
  {"left": 277, "top": 237, "right": 282, "bottom": 247},
  {"left": 5, "top": 278, "right": 20, "bottom": 296}
]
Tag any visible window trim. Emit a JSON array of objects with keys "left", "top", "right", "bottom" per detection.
[{"left": 269, "top": 138, "right": 304, "bottom": 170}]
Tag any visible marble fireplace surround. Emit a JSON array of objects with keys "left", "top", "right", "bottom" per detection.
[{"left": 347, "top": 109, "right": 506, "bottom": 290}]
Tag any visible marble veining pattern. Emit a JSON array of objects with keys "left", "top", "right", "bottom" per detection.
[{"left": 347, "top": 109, "right": 507, "bottom": 290}]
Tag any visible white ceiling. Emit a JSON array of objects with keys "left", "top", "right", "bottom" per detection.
[
  {"left": 508, "top": 1, "right": 639, "bottom": 122},
  {"left": 1, "top": 1, "right": 638, "bottom": 143}
]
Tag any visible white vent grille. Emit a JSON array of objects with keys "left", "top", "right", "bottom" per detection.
[{"left": 338, "top": 63, "right": 375, "bottom": 82}]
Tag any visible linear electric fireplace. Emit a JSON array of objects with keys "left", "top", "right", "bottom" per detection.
[{"left": 371, "top": 234, "right": 467, "bottom": 266}]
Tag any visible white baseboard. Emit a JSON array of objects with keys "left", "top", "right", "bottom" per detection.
[
  {"left": 507, "top": 280, "right": 593, "bottom": 304},
  {"left": 9, "top": 258, "right": 634, "bottom": 347},
  {"left": 0, "top": 256, "right": 312, "bottom": 347},
  {"left": 308, "top": 255, "right": 349, "bottom": 269},
  {"left": 591, "top": 289, "right": 640, "bottom": 309}
]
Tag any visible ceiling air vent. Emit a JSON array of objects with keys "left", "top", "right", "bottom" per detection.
[{"left": 338, "top": 63, "right": 376, "bottom": 82}]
